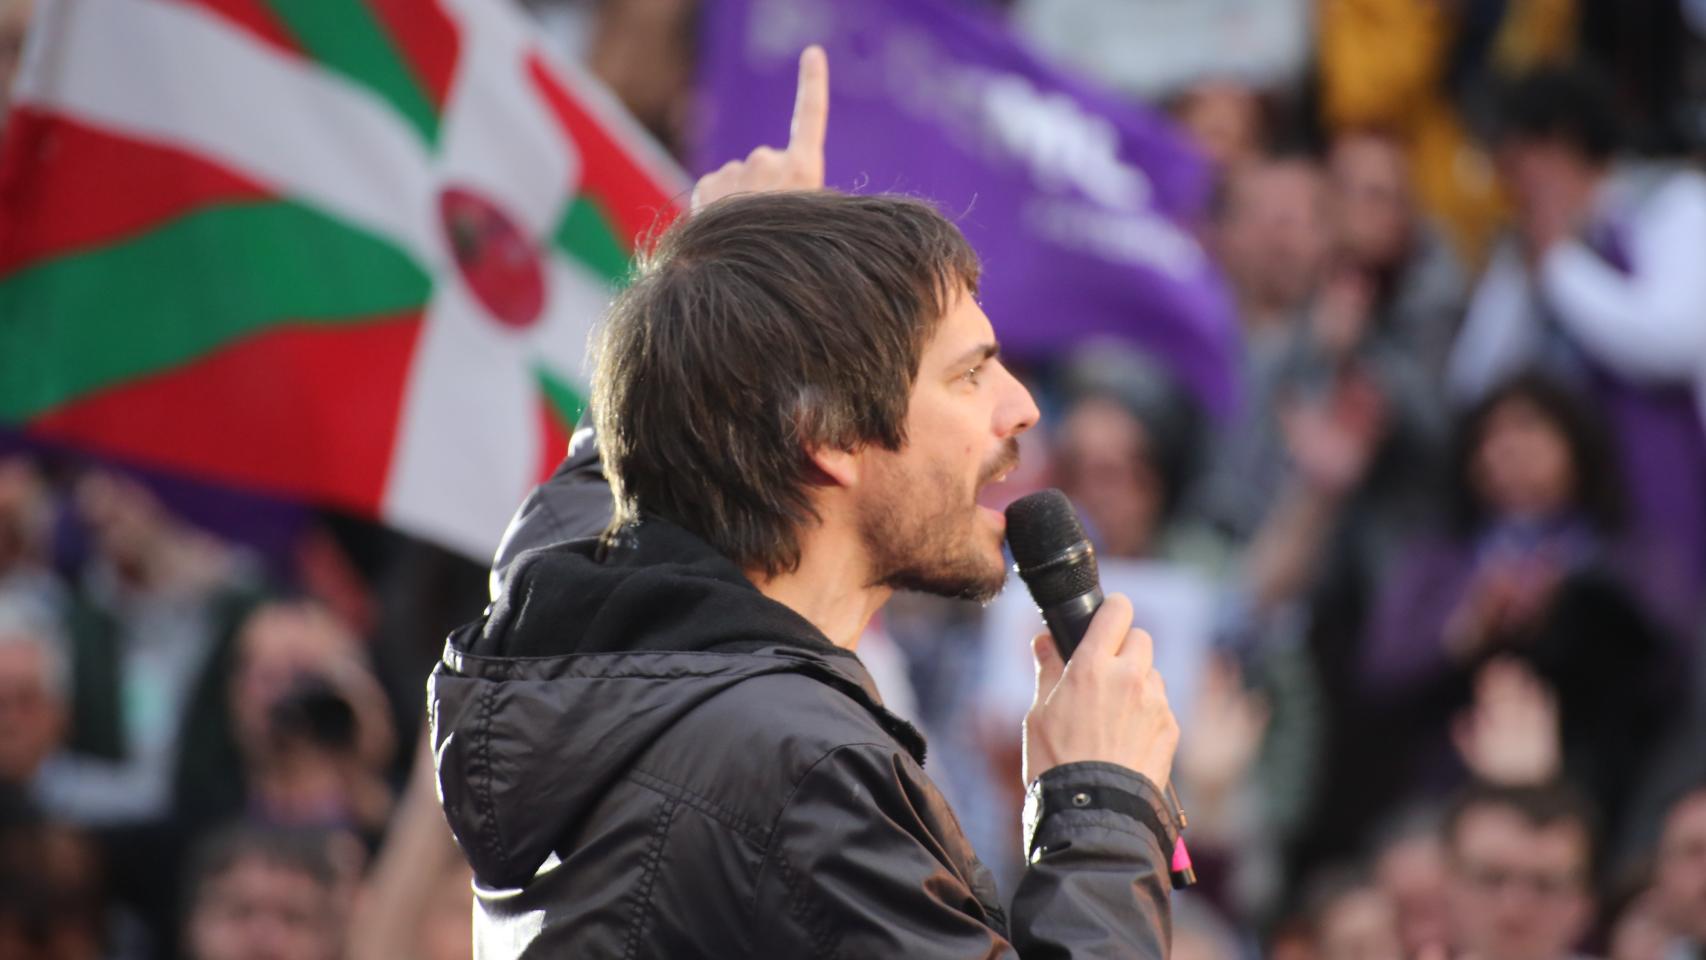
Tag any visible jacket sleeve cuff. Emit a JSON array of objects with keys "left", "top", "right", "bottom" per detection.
[{"left": 1022, "top": 762, "right": 1180, "bottom": 862}]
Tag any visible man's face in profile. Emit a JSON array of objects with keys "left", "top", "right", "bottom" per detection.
[{"left": 855, "top": 290, "right": 1038, "bottom": 602}]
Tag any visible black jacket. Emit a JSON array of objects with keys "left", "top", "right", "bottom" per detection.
[{"left": 431, "top": 432, "right": 1179, "bottom": 958}]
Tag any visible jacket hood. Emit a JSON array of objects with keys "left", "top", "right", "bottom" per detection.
[{"left": 429, "top": 520, "right": 921, "bottom": 890}]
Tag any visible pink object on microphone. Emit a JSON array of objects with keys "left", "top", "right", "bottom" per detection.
[{"left": 1171, "top": 837, "right": 1192, "bottom": 873}]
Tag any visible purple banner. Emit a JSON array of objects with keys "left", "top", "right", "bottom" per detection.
[{"left": 696, "top": 0, "right": 1240, "bottom": 416}]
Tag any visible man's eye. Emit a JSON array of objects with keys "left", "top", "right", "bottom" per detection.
[{"left": 963, "top": 365, "right": 983, "bottom": 385}]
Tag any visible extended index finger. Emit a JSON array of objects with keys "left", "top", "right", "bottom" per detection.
[{"left": 787, "top": 45, "right": 829, "bottom": 160}]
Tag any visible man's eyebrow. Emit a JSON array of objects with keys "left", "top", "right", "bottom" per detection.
[{"left": 945, "top": 342, "right": 1000, "bottom": 372}]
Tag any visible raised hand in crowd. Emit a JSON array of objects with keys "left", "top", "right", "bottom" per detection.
[
  {"left": 1308, "top": 264, "right": 1377, "bottom": 363},
  {"left": 75, "top": 469, "right": 239, "bottom": 594},
  {"left": 1243, "top": 372, "right": 1389, "bottom": 613},
  {"left": 1280, "top": 369, "right": 1388, "bottom": 500},
  {"left": 1441, "top": 551, "right": 1564, "bottom": 662},
  {"left": 1177, "top": 655, "right": 1270, "bottom": 826},
  {"left": 1452, "top": 657, "right": 1562, "bottom": 787}
]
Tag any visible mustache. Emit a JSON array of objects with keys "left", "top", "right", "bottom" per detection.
[{"left": 977, "top": 439, "right": 1021, "bottom": 488}]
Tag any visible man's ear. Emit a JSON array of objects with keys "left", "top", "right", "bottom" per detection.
[{"left": 807, "top": 444, "right": 859, "bottom": 489}]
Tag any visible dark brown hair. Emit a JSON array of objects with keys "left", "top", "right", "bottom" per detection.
[
  {"left": 1444, "top": 780, "right": 1597, "bottom": 860},
  {"left": 592, "top": 191, "right": 980, "bottom": 576},
  {"left": 182, "top": 822, "right": 338, "bottom": 921},
  {"left": 1447, "top": 371, "right": 1625, "bottom": 536},
  {"left": 1493, "top": 65, "right": 1622, "bottom": 164}
]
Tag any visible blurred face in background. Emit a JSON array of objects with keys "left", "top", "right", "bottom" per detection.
[
  {"left": 1447, "top": 805, "right": 1593, "bottom": 960},
  {"left": 1317, "top": 887, "right": 1404, "bottom": 960},
  {"left": 188, "top": 856, "right": 338, "bottom": 960},
  {"left": 0, "top": 821, "right": 105, "bottom": 960},
  {"left": 0, "top": 634, "right": 65, "bottom": 783},
  {"left": 1054, "top": 397, "right": 1163, "bottom": 559},
  {"left": 1655, "top": 791, "right": 1706, "bottom": 942},
  {"left": 1174, "top": 81, "right": 1264, "bottom": 170},
  {"left": 1329, "top": 132, "right": 1413, "bottom": 271},
  {"left": 1215, "top": 160, "right": 1330, "bottom": 319},
  {"left": 1608, "top": 892, "right": 1673, "bottom": 960},
  {"left": 1374, "top": 833, "right": 1452, "bottom": 959},
  {"left": 1494, "top": 137, "right": 1600, "bottom": 228},
  {"left": 230, "top": 604, "right": 354, "bottom": 758},
  {"left": 1471, "top": 397, "right": 1575, "bottom": 522}
]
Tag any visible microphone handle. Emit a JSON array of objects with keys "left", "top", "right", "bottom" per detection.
[
  {"left": 1039, "top": 587, "right": 1197, "bottom": 890},
  {"left": 1039, "top": 588, "right": 1102, "bottom": 661}
]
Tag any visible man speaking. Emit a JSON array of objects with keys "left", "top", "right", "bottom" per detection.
[{"left": 430, "top": 48, "right": 1183, "bottom": 957}]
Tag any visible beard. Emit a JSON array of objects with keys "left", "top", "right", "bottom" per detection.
[{"left": 857, "top": 439, "right": 1019, "bottom": 603}]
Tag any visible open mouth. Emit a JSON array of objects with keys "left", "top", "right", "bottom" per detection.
[
  {"left": 975, "top": 441, "right": 1022, "bottom": 511},
  {"left": 977, "top": 440, "right": 1021, "bottom": 489}
]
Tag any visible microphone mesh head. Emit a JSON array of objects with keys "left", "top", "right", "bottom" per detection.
[
  {"left": 1005, "top": 489, "right": 1085, "bottom": 570},
  {"left": 1005, "top": 490, "right": 1100, "bottom": 606}
]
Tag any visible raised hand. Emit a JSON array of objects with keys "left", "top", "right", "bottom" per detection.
[
  {"left": 1177, "top": 655, "right": 1270, "bottom": 802},
  {"left": 690, "top": 45, "right": 829, "bottom": 210},
  {"left": 1278, "top": 371, "right": 1387, "bottom": 498},
  {"left": 1452, "top": 657, "right": 1562, "bottom": 786},
  {"left": 1309, "top": 266, "right": 1376, "bottom": 360}
]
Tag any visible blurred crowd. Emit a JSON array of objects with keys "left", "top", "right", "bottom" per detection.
[{"left": 4, "top": 0, "right": 1706, "bottom": 958}]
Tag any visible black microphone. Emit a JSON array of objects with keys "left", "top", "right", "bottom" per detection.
[{"left": 1005, "top": 488, "right": 1196, "bottom": 889}]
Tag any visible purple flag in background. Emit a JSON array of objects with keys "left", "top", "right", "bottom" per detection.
[{"left": 696, "top": 0, "right": 1240, "bottom": 416}]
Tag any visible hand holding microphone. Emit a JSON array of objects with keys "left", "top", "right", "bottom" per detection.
[
  {"left": 1020, "top": 595, "right": 1178, "bottom": 796},
  {"left": 1008, "top": 489, "right": 1195, "bottom": 888}
]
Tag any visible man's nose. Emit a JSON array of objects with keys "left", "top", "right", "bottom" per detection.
[{"left": 998, "top": 366, "right": 1040, "bottom": 439}]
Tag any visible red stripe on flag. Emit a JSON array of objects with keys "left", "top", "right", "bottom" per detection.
[
  {"left": 165, "top": 0, "right": 304, "bottom": 58},
  {"left": 0, "top": 110, "right": 273, "bottom": 275},
  {"left": 27, "top": 316, "right": 423, "bottom": 515},
  {"left": 536, "top": 393, "right": 572, "bottom": 484},
  {"left": 525, "top": 53, "right": 682, "bottom": 250},
  {"left": 367, "top": 0, "right": 461, "bottom": 111}
]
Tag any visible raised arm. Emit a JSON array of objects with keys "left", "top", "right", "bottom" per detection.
[
  {"left": 690, "top": 45, "right": 828, "bottom": 208},
  {"left": 1539, "top": 172, "right": 1706, "bottom": 383}
]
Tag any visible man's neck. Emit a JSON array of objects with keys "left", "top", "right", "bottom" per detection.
[{"left": 748, "top": 527, "right": 889, "bottom": 651}]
